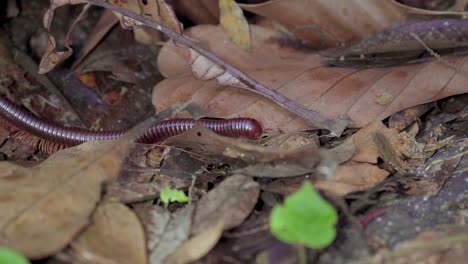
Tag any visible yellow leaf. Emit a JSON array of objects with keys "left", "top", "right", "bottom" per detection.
[{"left": 219, "top": 0, "right": 251, "bottom": 51}]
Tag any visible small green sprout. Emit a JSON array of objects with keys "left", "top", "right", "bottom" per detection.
[
  {"left": 269, "top": 181, "right": 338, "bottom": 249},
  {"left": 0, "top": 248, "right": 30, "bottom": 264},
  {"left": 159, "top": 187, "right": 190, "bottom": 207}
]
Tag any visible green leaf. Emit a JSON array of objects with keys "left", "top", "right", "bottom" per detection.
[
  {"left": 160, "top": 187, "right": 190, "bottom": 207},
  {"left": 0, "top": 248, "right": 30, "bottom": 264},
  {"left": 269, "top": 181, "right": 338, "bottom": 249}
]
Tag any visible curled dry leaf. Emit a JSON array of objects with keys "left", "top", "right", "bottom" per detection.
[
  {"left": 239, "top": 0, "right": 468, "bottom": 47},
  {"left": 165, "top": 124, "right": 321, "bottom": 178},
  {"left": 154, "top": 25, "right": 468, "bottom": 132},
  {"left": 191, "top": 175, "right": 259, "bottom": 234},
  {"left": 39, "top": 0, "right": 89, "bottom": 74},
  {"left": 165, "top": 219, "right": 224, "bottom": 264},
  {"left": 110, "top": 0, "right": 182, "bottom": 41},
  {"left": 0, "top": 139, "right": 129, "bottom": 259},
  {"left": 70, "top": 202, "right": 147, "bottom": 264}
]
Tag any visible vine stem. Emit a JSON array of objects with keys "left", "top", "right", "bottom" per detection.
[{"left": 87, "top": 0, "right": 349, "bottom": 136}]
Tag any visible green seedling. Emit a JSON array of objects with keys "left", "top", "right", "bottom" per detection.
[
  {"left": 160, "top": 187, "right": 190, "bottom": 207},
  {"left": 0, "top": 248, "right": 30, "bottom": 264},
  {"left": 270, "top": 181, "right": 338, "bottom": 249}
]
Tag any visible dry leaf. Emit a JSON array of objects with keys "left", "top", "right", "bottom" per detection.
[
  {"left": 314, "top": 162, "right": 389, "bottom": 196},
  {"left": 164, "top": 219, "right": 224, "bottom": 264},
  {"left": 219, "top": 0, "right": 251, "bottom": 51},
  {"left": 71, "top": 202, "right": 147, "bottom": 264},
  {"left": 191, "top": 175, "right": 259, "bottom": 234},
  {"left": 165, "top": 125, "right": 321, "bottom": 177},
  {"left": 154, "top": 25, "right": 468, "bottom": 132},
  {"left": 0, "top": 139, "right": 129, "bottom": 259},
  {"left": 38, "top": 35, "right": 73, "bottom": 74},
  {"left": 0, "top": 101, "right": 177, "bottom": 259},
  {"left": 147, "top": 205, "right": 194, "bottom": 264},
  {"left": 314, "top": 121, "right": 398, "bottom": 196},
  {"left": 239, "top": 0, "right": 468, "bottom": 47},
  {"left": 39, "top": 0, "right": 89, "bottom": 73}
]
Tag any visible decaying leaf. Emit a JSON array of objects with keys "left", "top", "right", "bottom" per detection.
[
  {"left": 39, "top": 0, "right": 89, "bottom": 73},
  {"left": 70, "top": 202, "right": 147, "bottom": 264},
  {"left": 219, "top": 0, "right": 251, "bottom": 51},
  {"left": 0, "top": 140, "right": 128, "bottom": 259},
  {"left": 191, "top": 175, "right": 259, "bottom": 234},
  {"left": 146, "top": 205, "right": 194, "bottom": 264},
  {"left": 165, "top": 124, "right": 321, "bottom": 177},
  {"left": 314, "top": 121, "right": 416, "bottom": 196},
  {"left": 165, "top": 219, "right": 224, "bottom": 264},
  {"left": 110, "top": 0, "right": 182, "bottom": 34},
  {"left": 315, "top": 162, "right": 390, "bottom": 196},
  {"left": 154, "top": 25, "right": 468, "bottom": 132},
  {"left": 0, "top": 100, "right": 191, "bottom": 259}
]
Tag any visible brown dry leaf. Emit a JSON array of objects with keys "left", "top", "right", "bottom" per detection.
[
  {"left": 219, "top": 0, "right": 251, "bottom": 51},
  {"left": 315, "top": 162, "right": 389, "bottom": 196},
  {"left": 147, "top": 205, "right": 194, "bottom": 264},
  {"left": 39, "top": 0, "right": 89, "bottom": 74},
  {"left": 38, "top": 33, "right": 73, "bottom": 74},
  {"left": 70, "top": 202, "right": 147, "bottom": 264},
  {"left": 165, "top": 219, "right": 224, "bottom": 264},
  {"left": 191, "top": 175, "right": 259, "bottom": 234},
  {"left": 153, "top": 25, "right": 468, "bottom": 132},
  {"left": 165, "top": 125, "right": 321, "bottom": 178},
  {"left": 314, "top": 121, "right": 398, "bottom": 196},
  {"left": 0, "top": 139, "right": 129, "bottom": 259},
  {"left": 0, "top": 101, "right": 175, "bottom": 259},
  {"left": 239, "top": 0, "right": 468, "bottom": 47}
]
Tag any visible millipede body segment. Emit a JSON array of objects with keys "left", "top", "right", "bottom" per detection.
[{"left": 0, "top": 96, "right": 262, "bottom": 153}]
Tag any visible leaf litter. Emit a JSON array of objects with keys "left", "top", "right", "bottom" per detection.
[{"left": 1, "top": 0, "right": 468, "bottom": 263}]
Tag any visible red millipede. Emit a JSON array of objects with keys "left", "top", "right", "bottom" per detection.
[{"left": 0, "top": 96, "right": 262, "bottom": 154}]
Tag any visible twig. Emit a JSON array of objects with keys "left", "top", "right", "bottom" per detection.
[
  {"left": 410, "top": 32, "right": 468, "bottom": 77},
  {"left": 87, "top": 0, "right": 349, "bottom": 137}
]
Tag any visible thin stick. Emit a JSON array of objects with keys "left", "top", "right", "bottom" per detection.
[
  {"left": 410, "top": 32, "right": 468, "bottom": 77},
  {"left": 87, "top": 0, "right": 349, "bottom": 136}
]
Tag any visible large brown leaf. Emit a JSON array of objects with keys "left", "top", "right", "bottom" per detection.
[
  {"left": 0, "top": 140, "right": 128, "bottom": 259},
  {"left": 153, "top": 25, "right": 468, "bottom": 132},
  {"left": 70, "top": 202, "right": 147, "bottom": 264},
  {"left": 0, "top": 101, "right": 178, "bottom": 259}
]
